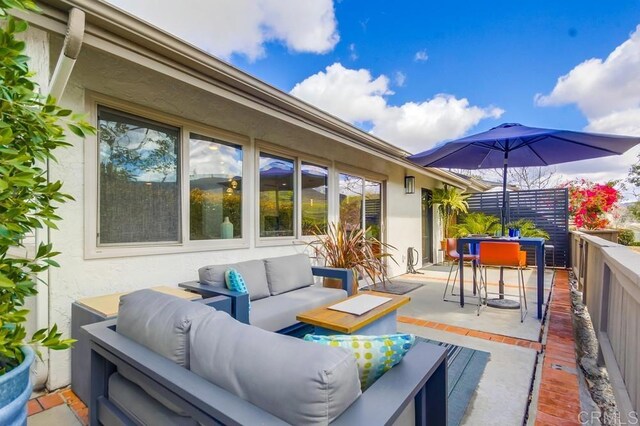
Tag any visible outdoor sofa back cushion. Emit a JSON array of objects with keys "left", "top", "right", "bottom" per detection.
[
  {"left": 190, "top": 311, "right": 361, "bottom": 425},
  {"left": 117, "top": 289, "right": 213, "bottom": 368},
  {"left": 116, "top": 289, "right": 215, "bottom": 417},
  {"left": 198, "top": 259, "right": 271, "bottom": 301},
  {"left": 264, "top": 254, "right": 315, "bottom": 295}
]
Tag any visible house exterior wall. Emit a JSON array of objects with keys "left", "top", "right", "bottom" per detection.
[{"left": 27, "top": 29, "right": 447, "bottom": 389}]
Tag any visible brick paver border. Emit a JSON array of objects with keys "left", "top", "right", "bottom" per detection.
[
  {"left": 534, "top": 269, "right": 581, "bottom": 425},
  {"left": 28, "top": 387, "right": 88, "bottom": 425},
  {"left": 397, "top": 315, "right": 544, "bottom": 352}
]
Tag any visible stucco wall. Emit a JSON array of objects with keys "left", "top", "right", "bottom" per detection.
[{"left": 43, "top": 36, "right": 443, "bottom": 388}]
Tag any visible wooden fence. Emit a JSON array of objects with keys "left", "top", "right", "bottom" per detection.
[
  {"left": 571, "top": 231, "right": 639, "bottom": 421},
  {"left": 466, "top": 188, "right": 569, "bottom": 267}
]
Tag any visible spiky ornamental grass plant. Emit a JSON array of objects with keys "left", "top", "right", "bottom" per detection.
[
  {"left": 0, "top": 0, "right": 94, "bottom": 374},
  {"left": 309, "top": 222, "right": 397, "bottom": 293}
]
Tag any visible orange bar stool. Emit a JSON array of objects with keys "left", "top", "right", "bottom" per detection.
[
  {"left": 477, "top": 241, "right": 528, "bottom": 322},
  {"left": 442, "top": 238, "right": 479, "bottom": 302}
]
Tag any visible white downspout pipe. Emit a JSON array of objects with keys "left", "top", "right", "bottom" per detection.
[
  {"left": 48, "top": 8, "right": 85, "bottom": 101},
  {"left": 32, "top": 7, "right": 85, "bottom": 391}
]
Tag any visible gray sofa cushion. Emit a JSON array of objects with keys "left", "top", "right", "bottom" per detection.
[
  {"left": 190, "top": 311, "right": 361, "bottom": 425},
  {"left": 264, "top": 254, "right": 315, "bottom": 295},
  {"left": 117, "top": 289, "right": 213, "bottom": 368},
  {"left": 109, "top": 373, "right": 197, "bottom": 426},
  {"left": 250, "top": 286, "right": 347, "bottom": 332},
  {"left": 198, "top": 259, "right": 271, "bottom": 301}
]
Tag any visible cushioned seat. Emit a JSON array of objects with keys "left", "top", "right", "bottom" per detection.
[
  {"left": 250, "top": 286, "right": 347, "bottom": 332},
  {"left": 109, "top": 373, "right": 197, "bottom": 426}
]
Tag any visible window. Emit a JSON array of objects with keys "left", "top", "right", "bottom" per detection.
[
  {"left": 339, "top": 173, "right": 383, "bottom": 238},
  {"left": 339, "top": 173, "right": 364, "bottom": 232},
  {"left": 259, "top": 153, "right": 295, "bottom": 237},
  {"left": 301, "top": 163, "right": 328, "bottom": 235},
  {"left": 189, "top": 133, "right": 243, "bottom": 240},
  {"left": 98, "top": 107, "right": 180, "bottom": 245}
]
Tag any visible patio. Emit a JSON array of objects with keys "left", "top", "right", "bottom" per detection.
[{"left": 27, "top": 264, "right": 575, "bottom": 426}]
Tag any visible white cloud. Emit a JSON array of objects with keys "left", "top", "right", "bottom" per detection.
[
  {"left": 537, "top": 25, "right": 640, "bottom": 195},
  {"left": 414, "top": 49, "right": 429, "bottom": 62},
  {"left": 290, "top": 63, "right": 503, "bottom": 153},
  {"left": 106, "top": 0, "right": 339, "bottom": 61},
  {"left": 394, "top": 71, "right": 406, "bottom": 87},
  {"left": 348, "top": 43, "right": 358, "bottom": 61}
]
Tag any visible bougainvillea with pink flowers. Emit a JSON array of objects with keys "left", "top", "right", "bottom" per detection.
[{"left": 565, "top": 179, "right": 620, "bottom": 229}]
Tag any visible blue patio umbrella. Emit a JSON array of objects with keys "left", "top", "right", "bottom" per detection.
[
  {"left": 409, "top": 123, "right": 640, "bottom": 310},
  {"left": 408, "top": 123, "right": 640, "bottom": 233}
]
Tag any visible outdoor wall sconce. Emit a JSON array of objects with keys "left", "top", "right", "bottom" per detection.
[{"left": 404, "top": 176, "right": 415, "bottom": 194}]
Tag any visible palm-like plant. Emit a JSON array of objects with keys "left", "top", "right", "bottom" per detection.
[
  {"left": 309, "top": 222, "right": 396, "bottom": 292},
  {"left": 453, "top": 213, "right": 501, "bottom": 237},
  {"left": 430, "top": 187, "right": 470, "bottom": 238},
  {"left": 507, "top": 219, "right": 550, "bottom": 239}
]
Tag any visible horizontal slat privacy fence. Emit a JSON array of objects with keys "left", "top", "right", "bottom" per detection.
[{"left": 466, "top": 188, "right": 569, "bottom": 267}]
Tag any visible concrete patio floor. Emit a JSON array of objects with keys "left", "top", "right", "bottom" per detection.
[{"left": 396, "top": 264, "right": 553, "bottom": 341}]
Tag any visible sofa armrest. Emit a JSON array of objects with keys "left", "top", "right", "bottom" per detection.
[
  {"left": 179, "top": 281, "right": 249, "bottom": 324},
  {"left": 332, "top": 342, "right": 447, "bottom": 426},
  {"left": 196, "top": 295, "right": 232, "bottom": 315},
  {"left": 311, "top": 267, "right": 354, "bottom": 295},
  {"left": 84, "top": 320, "right": 287, "bottom": 426}
]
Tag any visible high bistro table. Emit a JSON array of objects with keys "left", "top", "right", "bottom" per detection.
[{"left": 457, "top": 237, "right": 546, "bottom": 319}]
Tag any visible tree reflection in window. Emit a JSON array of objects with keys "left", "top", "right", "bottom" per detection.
[
  {"left": 98, "top": 107, "right": 180, "bottom": 244},
  {"left": 259, "top": 153, "right": 294, "bottom": 237},
  {"left": 339, "top": 174, "right": 363, "bottom": 232},
  {"left": 301, "top": 163, "right": 328, "bottom": 235}
]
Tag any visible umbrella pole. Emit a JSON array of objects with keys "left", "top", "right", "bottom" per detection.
[
  {"left": 500, "top": 152, "right": 508, "bottom": 299},
  {"left": 486, "top": 150, "right": 520, "bottom": 310},
  {"left": 501, "top": 150, "right": 508, "bottom": 235}
]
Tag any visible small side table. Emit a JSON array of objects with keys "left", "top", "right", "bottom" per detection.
[{"left": 71, "top": 286, "right": 200, "bottom": 404}]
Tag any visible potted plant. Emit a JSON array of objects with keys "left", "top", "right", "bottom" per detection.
[
  {"left": 506, "top": 219, "right": 550, "bottom": 239},
  {"left": 430, "top": 187, "right": 470, "bottom": 249},
  {"left": 0, "top": 1, "right": 94, "bottom": 422},
  {"left": 309, "top": 222, "right": 396, "bottom": 293}
]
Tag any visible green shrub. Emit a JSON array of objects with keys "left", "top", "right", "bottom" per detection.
[
  {"left": 507, "top": 219, "right": 550, "bottom": 239},
  {"left": 453, "top": 212, "right": 501, "bottom": 237},
  {"left": 618, "top": 229, "right": 636, "bottom": 246}
]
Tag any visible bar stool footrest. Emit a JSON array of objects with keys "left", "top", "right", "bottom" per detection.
[{"left": 486, "top": 298, "right": 520, "bottom": 309}]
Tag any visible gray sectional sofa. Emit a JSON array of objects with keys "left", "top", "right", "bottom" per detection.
[
  {"left": 180, "top": 254, "right": 353, "bottom": 333},
  {"left": 84, "top": 289, "right": 448, "bottom": 425}
]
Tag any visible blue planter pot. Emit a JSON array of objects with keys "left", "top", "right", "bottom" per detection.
[{"left": 0, "top": 347, "right": 34, "bottom": 426}]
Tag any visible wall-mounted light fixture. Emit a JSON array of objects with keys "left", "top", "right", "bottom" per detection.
[{"left": 404, "top": 176, "right": 415, "bottom": 194}]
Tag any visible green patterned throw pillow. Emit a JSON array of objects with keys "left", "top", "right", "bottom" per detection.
[
  {"left": 304, "top": 333, "right": 415, "bottom": 390},
  {"left": 225, "top": 268, "right": 250, "bottom": 310}
]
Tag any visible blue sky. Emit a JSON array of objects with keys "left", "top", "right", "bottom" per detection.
[
  {"left": 108, "top": 0, "right": 640, "bottom": 192},
  {"left": 235, "top": 0, "right": 638, "bottom": 131}
]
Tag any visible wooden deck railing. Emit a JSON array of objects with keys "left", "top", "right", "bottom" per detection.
[{"left": 569, "top": 231, "right": 639, "bottom": 421}]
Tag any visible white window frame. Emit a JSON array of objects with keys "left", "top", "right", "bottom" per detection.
[{"left": 84, "top": 92, "right": 250, "bottom": 259}]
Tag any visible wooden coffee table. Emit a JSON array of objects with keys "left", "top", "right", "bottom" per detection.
[{"left": 296, "top": 291, "right": 410, "bottom": 335}]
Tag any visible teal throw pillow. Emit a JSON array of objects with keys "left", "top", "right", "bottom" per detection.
[
  {"left": 303, "top": 333, "right": 415, "bottom": 390},
  {"left": 225, "top": 268, "right": 250, "bottom": 310}
]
